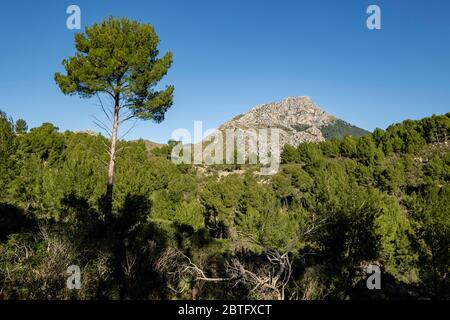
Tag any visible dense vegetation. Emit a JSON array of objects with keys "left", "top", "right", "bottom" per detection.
[
  {"left": 0, "top": 110, "right": 448, "bottom": 300},
  {"left": 320, "top": 119, "right": 369, "bottom": 140}
]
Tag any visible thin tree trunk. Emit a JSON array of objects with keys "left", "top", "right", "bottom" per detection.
[{"left": 106, "top": 98, "right": 120, "bottom": 214}]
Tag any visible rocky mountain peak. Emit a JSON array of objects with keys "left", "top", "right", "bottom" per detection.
[{"left": 217, "top": 96, "right": 368, "bottom": 148}]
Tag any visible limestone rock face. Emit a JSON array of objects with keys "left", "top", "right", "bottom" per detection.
[
  {"left": 193, "top": 96, "right": 369, "bottom": 163},
  {"left": 218, "top": 96, "right": 339, "bottom": 147}
]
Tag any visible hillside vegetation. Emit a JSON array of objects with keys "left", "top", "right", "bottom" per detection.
[
  {"left": 0, "top": 111, "right": 449, "bottom": 300},
  {"left": 320, "top": 119, "right": 369, "bottom": 140}
]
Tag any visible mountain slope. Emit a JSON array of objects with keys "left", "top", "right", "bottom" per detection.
[{"left": 217, "top": 96, "right": 369, "bottom": 147}]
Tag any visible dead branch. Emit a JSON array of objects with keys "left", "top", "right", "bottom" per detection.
[
  {"left": 155, "top": 247, "right": 228, "bottom": 284},
  {"left": 226, "top": 248, "right": 293, "bottom": 300}
]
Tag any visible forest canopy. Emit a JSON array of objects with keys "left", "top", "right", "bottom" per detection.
[{"left": 0, "top": 111, "right": 449, "bottom": 300}]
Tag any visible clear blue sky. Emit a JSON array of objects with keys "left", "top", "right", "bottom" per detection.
[{"left": 1, "top": 0, "right": 449, "bottom": 143}]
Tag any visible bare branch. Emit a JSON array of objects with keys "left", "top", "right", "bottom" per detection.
[
  {"left": 101, "top": 139, "right": 112, "bottom": 155},
  {"left": 91, "top": 115, "right": 113, "bottom": 136},
  {"left": 119, "top": 120, "right": 138, "bottom": 140},
  {"left": 92, "top": 121, "right": 112, "bottom": 138},
  {"left": 119, "top": 114, "right": 135, "bottom": 125},
  {"left": 225, "top": 249, "right": 293, "bottom": 300},
  {"left": 96, "top": 94, "right": 113, "bottom": 125},
  {"left": 155, "top": 247, "right": 229, "bottom": 284}
]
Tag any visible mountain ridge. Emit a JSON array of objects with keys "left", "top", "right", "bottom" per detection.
[{"left": 215, "top": 96, "right": 369, "bottom": 148}]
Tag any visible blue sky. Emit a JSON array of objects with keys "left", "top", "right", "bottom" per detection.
[{"left": 0, "top": 0, "right": 449, "bottom": 143}]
